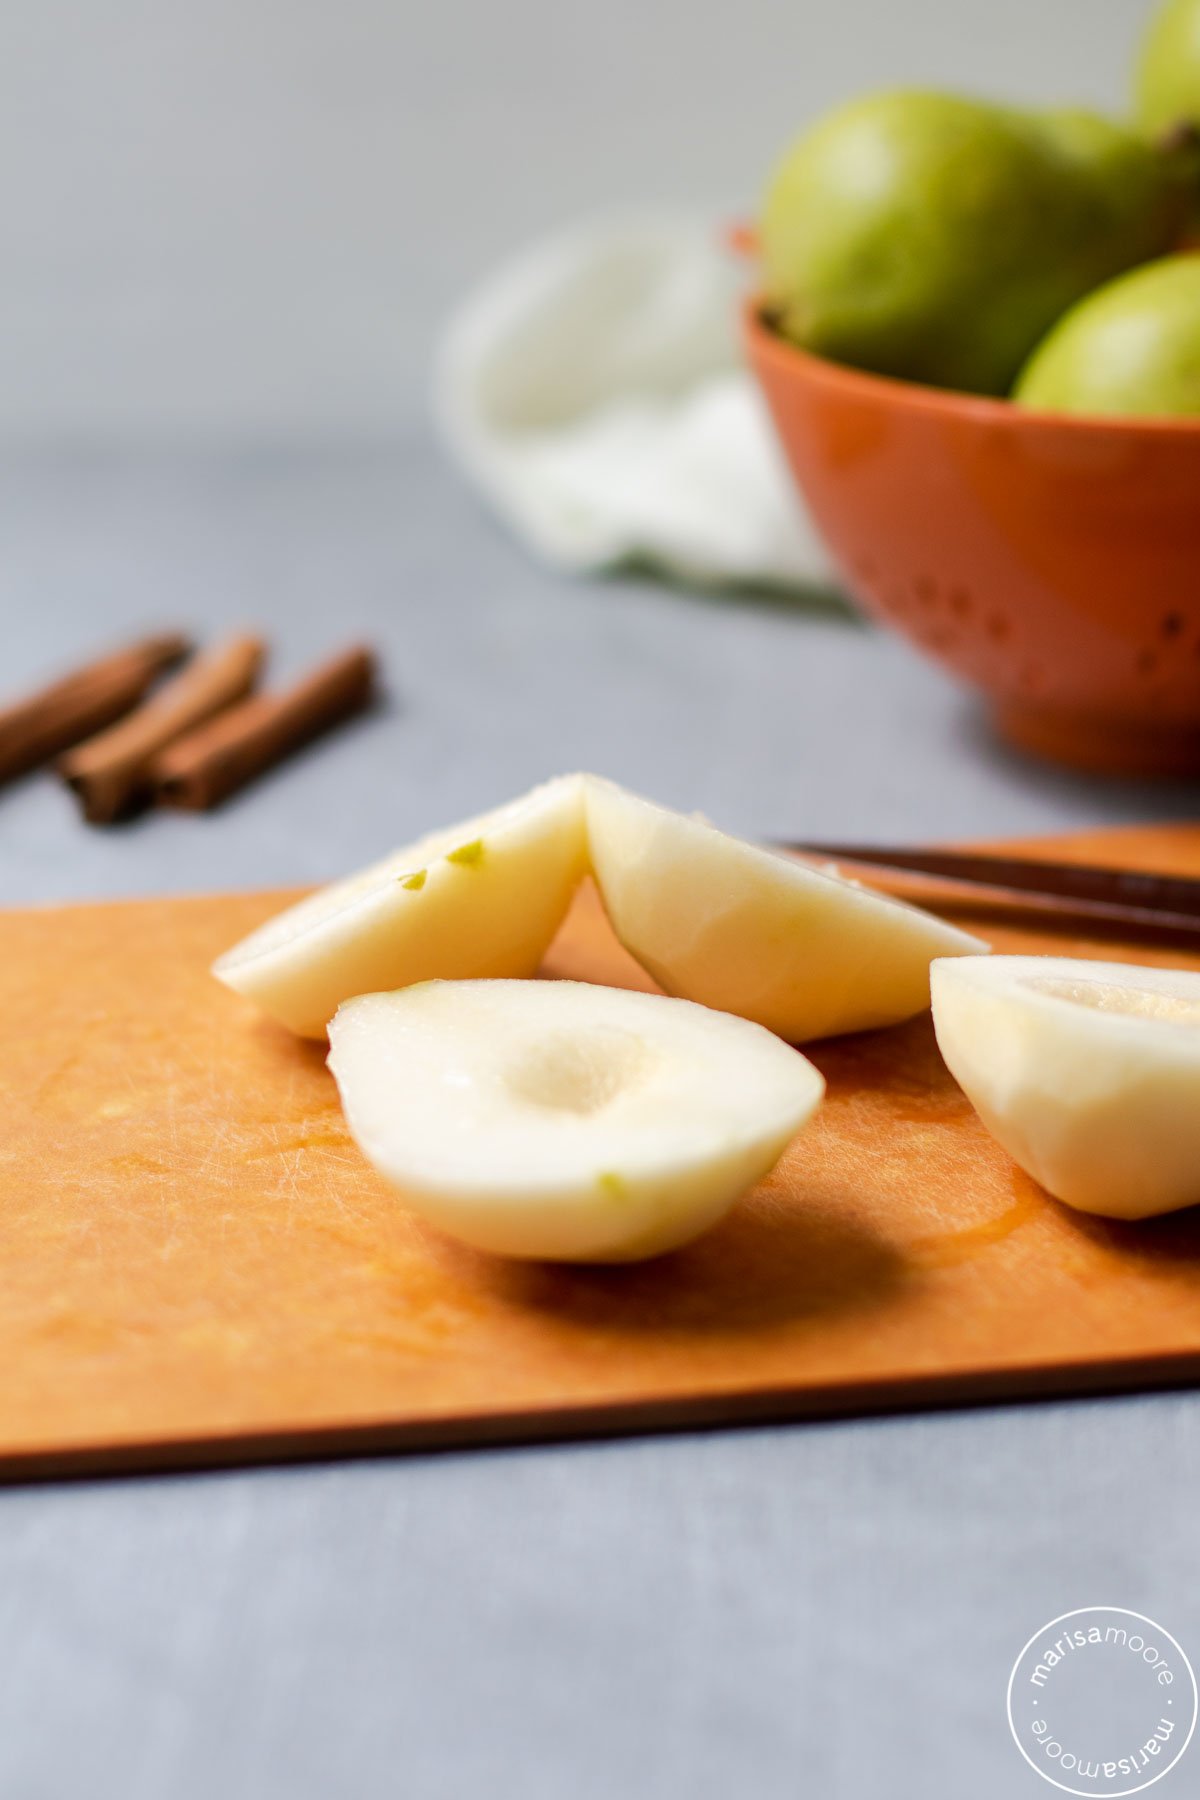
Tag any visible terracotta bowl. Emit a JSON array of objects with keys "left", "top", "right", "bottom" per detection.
[{"left": 745, "top": 304, "right": 1200, "bottom": 775}]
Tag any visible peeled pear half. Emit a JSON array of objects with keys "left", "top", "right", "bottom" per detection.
[
  {"left": 327, "top": 979, "right": 824, "bottom": 1261},
  {"left": 584, "top": 777, "right": 986, "bottom": 1041},
  {"left": 214, "top": 776, "right": 587, "bottom": 1037},
  {"left": 932, "top": 955, "right": 1200, "bottom": 1219}
]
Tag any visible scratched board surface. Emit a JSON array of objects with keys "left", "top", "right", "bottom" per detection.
[{"left": 2, "top": 824, "right": 1200, "bottom": 1479}]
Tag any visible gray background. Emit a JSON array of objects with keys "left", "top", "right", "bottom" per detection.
[
  {"left": 0, "top": 0, "right": 1151, "bottom": 440},
  {"left": 2, "top": 2, "right": 1199, "bottom": 1797}
]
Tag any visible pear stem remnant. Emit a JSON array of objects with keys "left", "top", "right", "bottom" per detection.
[{"left": 447, "top": 839, "right": 486, "bottom": 867}]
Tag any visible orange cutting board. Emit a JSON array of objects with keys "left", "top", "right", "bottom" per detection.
[{"left": 4, "top": 823, "right": 1200, "bottom": 1480}]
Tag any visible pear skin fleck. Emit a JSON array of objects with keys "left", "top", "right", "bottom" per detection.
[
  {"left": 399, "top": 869, "right": 427, "bottom": 891},
  {"left": 447, "top": 839, "right": 485, "bottom": 868}
]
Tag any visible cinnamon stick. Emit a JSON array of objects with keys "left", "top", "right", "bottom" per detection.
[
  {"left": 0, "top": 633, "right": 191, "bottom": 785},
  {"left": 59, "top": 632, "right": 265, "bottom": 823},
  {"left": 153, "top": 645, "right": 377, "bottom": 811}
]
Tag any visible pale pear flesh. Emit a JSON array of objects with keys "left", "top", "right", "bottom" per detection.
[
  {"left": 931, "top": 954, "right": 1200, "bottom": 1219},
  {"left": 584, "top": 776, "right": 986, "bottom": 1042},
  {"left": 213, "top": 775, "right": 588, "bottom": 1037},
  {"left": 327, "top": 979, "right": 825, "bottom": 1262}
]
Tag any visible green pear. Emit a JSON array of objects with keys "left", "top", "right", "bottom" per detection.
[
  {"left": 1013, "top": 254, "right": 1200, "bottom": 417},
  {"left": 1136, "top": 0, "right": 1200, "bottom": 135},
  {"left": 762, "top": 90, "right": 1197, "bottom": 395}
]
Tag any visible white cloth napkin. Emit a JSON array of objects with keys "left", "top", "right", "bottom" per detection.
[{"left": 433, "top": 214, "right": 836, "bottom": 597}]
